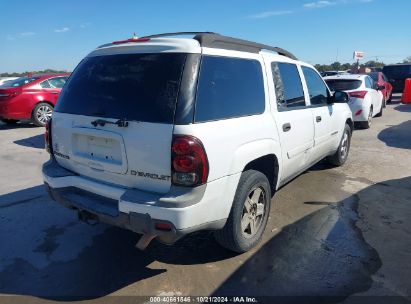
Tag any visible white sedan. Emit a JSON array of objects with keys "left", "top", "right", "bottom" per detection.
[{"left": 324, "top": 74, "right": 384, "bottom": 129}]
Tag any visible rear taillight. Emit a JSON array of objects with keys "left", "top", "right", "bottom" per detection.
[
  {"left": 349, "top": 91, "right": 368, "bottom": 99},
  {"left": 171, "top": 135, "right": 209, "bottom": 187},
  {"left": 45, "top": 118, "right": 52, "bottom": 154}
]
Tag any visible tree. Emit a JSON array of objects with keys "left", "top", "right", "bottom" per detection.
[
  {"left": 330, "top": 61, "right": 341, "bottom": 71},
  {"left": 403, "top": 56, "right": 411, "bottom": 63}
]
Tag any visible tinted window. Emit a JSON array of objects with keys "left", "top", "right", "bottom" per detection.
[
  {"left": 40, "top": 80, "right": 51, "bottom": 88},
  {"left": 48, "top": 77, "right": 68, "bottom": 88},
  {"left": 302, "top": 66, "right": 329, "bottom": 105},
  {"left": 194, "top": 56, "right": 265, "bottom": 122},
  {"left": 325, "top": 79, "right": 362, "bottom": 91},
  {"left": 56, "top": 53, "right": 186, "bottom": 123},
  {"left": 271, "top": 62, "right": 305, "bottom": 109},
  {"left": 365, "top": 77, "right": 373, "bottom": 89},
  {"left": 0, "top": 76, "right": 39, "bottom": 88}
]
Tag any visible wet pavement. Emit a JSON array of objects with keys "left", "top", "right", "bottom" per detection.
[{"left": 0, "top": 96, "right": 410, "bottom": 303}]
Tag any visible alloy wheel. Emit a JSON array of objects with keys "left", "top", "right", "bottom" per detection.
[{"left": 241, "top": 186, "right": 266, "bottom": 239}]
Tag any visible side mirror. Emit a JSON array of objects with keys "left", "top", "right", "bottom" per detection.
[
  {"left": 332, "top": 91, "right": 349, "bottom": 103},
  {"left": 377, "top": 85, "right": 385, "bottom": 91}
]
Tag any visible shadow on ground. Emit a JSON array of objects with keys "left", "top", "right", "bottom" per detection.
[
  {"left": 0, "top": 121, "right": 37, "bottom": 130},
  {"left": 212, "top": 179, "right": 411, "bottom": 302},
  {"left": 2, "top": 177, "right": 411, "bottom": 301},
  {"left": 378, "top": 120, "right": 411, "bottom": 150},
  {"left": 0, "top": 185, "right": 234, "bottom": 300},
  {"left": 394, "top": 104, "right": 411, "bottom": 113},
  {"left": 13, "top": 134, "right": 44, "bottom": 149}
]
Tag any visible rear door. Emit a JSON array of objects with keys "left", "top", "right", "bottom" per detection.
[
  {"left": 52, "top": 53, "right": 187, "bottom": 194},
  {"left": 365, "top": 76, "right": 382, "bottom": 115},
  {"left": 301, "top": 66, "right": 338, "bottom": 158},
  {"left": 269, "top": 61, "right": 314, "bottom": 181}
]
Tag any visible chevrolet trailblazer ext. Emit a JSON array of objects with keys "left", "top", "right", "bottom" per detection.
[{"left": 43, "top": 32, "right": 353, "bottom": 253}]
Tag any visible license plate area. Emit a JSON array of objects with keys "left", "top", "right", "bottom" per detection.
[{"left": 71, "top": 127, "right": 128, "bottom": 174}]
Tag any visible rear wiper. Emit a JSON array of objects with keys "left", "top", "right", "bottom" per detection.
[{"left": 91, "top": 118, "right": 129, "bottom": 128}]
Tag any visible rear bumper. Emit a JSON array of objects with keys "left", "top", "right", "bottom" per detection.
[
  {"left": 43, "top": 158, "right": 239, "bottom": 242},
  {"left": 348, "top": 99, "right": 369, "bottom": 122}
]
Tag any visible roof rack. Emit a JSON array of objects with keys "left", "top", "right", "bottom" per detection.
[{"left": 141, "top": 32, "right": 297, "bottom": 60}]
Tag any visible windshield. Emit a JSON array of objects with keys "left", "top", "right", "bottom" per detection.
[
  {"left": 55, "top": 53, "right": 187, "bottom": 123},
  {"left": 0, "top": 76, "right": 39, "bottom": 88},
  {"left": 325, "top": 79, "right": 362, "bottom": 91}
]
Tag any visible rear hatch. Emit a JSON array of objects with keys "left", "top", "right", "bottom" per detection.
[
  {"left": 325, "top": 78, "right": 363, "bottom": 102},
  {"left": 52, "top": 52, "right": 188, "bottom": 194}
]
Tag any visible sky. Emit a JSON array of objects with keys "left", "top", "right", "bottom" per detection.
[{"left": 1, "top": 0, "right": 410, "bottom": 73}]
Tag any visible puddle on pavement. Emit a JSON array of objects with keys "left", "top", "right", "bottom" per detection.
[{"left": 213, "top": 195, "right": 382, "bottom": 300}]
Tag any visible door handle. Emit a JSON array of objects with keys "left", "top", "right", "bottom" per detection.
[
  {"left": 282, "top": 123, "right": 291, "bottom": 132},
  {"left": 316, "top": 116, "right": 322, "bottom": 122},
  {"left": 51, "top": 91, "right": 59, "bottom": 94}
]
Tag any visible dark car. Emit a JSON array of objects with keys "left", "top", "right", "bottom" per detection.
[{"left": 382, "top": 64, "right": 411, "bottom": 93}]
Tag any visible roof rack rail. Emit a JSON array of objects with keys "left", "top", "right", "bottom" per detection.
[{"left": 141, "top": 32, "right": 297, "bottom": 60}]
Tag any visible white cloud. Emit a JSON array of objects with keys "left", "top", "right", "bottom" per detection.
[
  {"left": 54, "top": 27, "right": 70, "bottom": 33},
  {"left": 20, "top": 32, "right": 36, "bottom": 36},
  {"left": 247, "top": 10, "right": 293, "bottom": 19},
  {"left": 303, "top": 1, "right": 336, "bottom": 8},
  {"left": 79, "top": 22, "right": 91, "bottom": 29}
]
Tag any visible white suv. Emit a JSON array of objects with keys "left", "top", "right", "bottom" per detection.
[{"left": 43, "top": 32, "right": 353, "bottom": 253}]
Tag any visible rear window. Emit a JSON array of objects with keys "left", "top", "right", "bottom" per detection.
[
  {"left": 55, "top": 53, "right": 186, "bottom": 123},
  {"left": 194, "top": 56, "right": 265, "bottom": 122},
  {"left": 383, "top": 65, "right": 411, "bottom": 79},
  {"left": 0, "top": 76, "right": 39, "bottom": 88},
  {"left": 325, "top": 79, "right": 362, "bottom": 91}
]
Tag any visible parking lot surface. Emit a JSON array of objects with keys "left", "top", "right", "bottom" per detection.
[{"left": 0, "top": 95, "right": 410, "bottom": 303}]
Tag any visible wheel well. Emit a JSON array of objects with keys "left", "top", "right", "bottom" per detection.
[
  {"left": 346, "top": 118, "right": 354, "bottom": 133},
  {"left": 243, "top": 154, "right": 279, "bottom": 197}
]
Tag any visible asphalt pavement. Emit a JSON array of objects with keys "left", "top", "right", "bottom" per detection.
[{"left": 0, "top": 95, "right": 410, "bottom": 303}]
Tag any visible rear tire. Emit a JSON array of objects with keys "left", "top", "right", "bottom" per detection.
[
  {"left": 214, "top": 170, "right": 271, "bottom": 253},
  {"left": 32, "top": 103, "right": 53, "bottom": 127},
  {"left": 0, "top": 119, "right": 18, "bottom": 124},
  {"left": 376, "top": 103, "right": 383, "bottom": 117},
  {"left": 327, "top": 124, "right": 351, "bottom": 167},
  {"left": 359, "top": 107, "right": 373, "bottom": 129}
]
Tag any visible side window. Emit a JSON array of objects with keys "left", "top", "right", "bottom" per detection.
[
  {"left": 48, "top": 77, "right": 67, "bottom": 88},
  {"left": 365, "top": 77, "right": 373, "bottom": 89},
  {"left": 40, "top": 80, "right": 51, "bottom": 88},
  {"left": 302, "top": 66, "right": 329, "bottom": 105},
  {"left": 271, "top": 62, "right": 305, "bottom": 110},
  {"left": 194, "top": 56, "right": 265, "bottom": 122}
]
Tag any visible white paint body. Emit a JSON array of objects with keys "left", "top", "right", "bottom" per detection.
[
  {"left": 44, "top": 38, "right": 353, "bottom": 231},
  {"left": 324, "top": 74, "right": 384, "bottom": 123}
]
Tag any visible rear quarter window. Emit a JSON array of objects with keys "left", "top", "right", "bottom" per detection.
[{"left": 194, "top": 56, "right": 265, "bottom": 122}]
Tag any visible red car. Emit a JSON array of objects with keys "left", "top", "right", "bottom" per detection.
[
  {"left": 369, "top": 71, "right": 393, "bottom": 105},
  {"left": 0, "top": 74, "right": 70, "bottom": 126}
]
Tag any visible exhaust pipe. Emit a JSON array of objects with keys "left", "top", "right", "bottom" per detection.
[{"left": 135, "top": 234, "right": 157, "bottom": 250}]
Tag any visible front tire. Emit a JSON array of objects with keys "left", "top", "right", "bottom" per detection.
[
  {"left": 214, "top": 170, "right": 271, "bottom": 253},
  {"left": 327, "top": 124, "right": 351, "bottom": 167},
  {"left": 32, "top": 103, "right": 53, "bottom": 127}
]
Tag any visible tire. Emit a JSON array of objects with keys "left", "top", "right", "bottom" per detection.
[
  {"left": 32, "top": 103, "right": 53, "bottom": 127},
  {"left": 376, "top": 102, "right": 383, "bottom": 117},
  {"left": 327, "top": 124, "right": 352, "bottom": 167},
  {"left": 387, "top": 93, "right": 392, "bottom": 104},
  {"left": 0, "top": 119, "right": 18, "bottom": 124},
  {"left": 214, "top": 170, "right": 271, "bottom": 253},
  {"left": 359, "top": 107, "right": 373, "bottom": 129}
]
